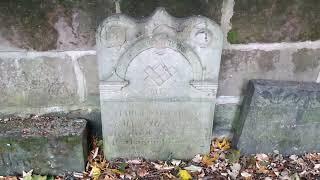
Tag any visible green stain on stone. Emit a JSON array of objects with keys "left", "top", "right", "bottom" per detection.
[{"left": 227, "top": 31, "right": 239, "bottom": 44}]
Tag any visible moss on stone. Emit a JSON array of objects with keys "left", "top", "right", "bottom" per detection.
[{"left": 227, "top": 31, "right": 239, "bottom": 44}]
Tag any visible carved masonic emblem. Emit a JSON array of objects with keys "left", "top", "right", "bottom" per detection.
[{"left": 144, "top": 62, "right": 177, "bottom": 86}]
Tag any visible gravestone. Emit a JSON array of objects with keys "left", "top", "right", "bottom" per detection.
[
  {"left": 97, "top": 8, "right": 223, "bottom": 159},
  {"left": 233, "top": 79, "right": 320, "bottom": 155},
  {"left": 0, "top": 116, "right": 87, "bottom": 175}
]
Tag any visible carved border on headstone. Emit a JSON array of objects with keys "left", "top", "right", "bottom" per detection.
[{"left": 97, "top": 8, "right": 223, "bottom": 100}]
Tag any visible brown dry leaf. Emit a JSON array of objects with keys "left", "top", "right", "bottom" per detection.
[
  {"left": 127, "top": 159, "right": 142, "bottom": 164},
  {"left": 192, "top": 154, "right": 202, "bottom": 163},
  {"left": 202, "top": 153, "right": 219, "bottom": 166},
  {"left": 163, "top": 173, "right": 176, "bottom": 179},
  {"left": 137, "top": 168, "right": 149, "bottom": 177},
  {"left": 241, "top": 171, "right": 252, "bottom": 180},
  {"left": 216, "top": 139, "right": 231, "bottom": 151},
  {"left": 151, "top": 162, "right": 174, "bottom": 171}
]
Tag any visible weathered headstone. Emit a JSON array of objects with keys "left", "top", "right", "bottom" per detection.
[
  {"left": 0, "top": 116, "right": 87, "bottom": 175},
  {"left": 97, "top": 8, "right": 223, "bottom": 159},
  {"left": 233, "top": 79, "right": 320, "bottom": 155}
]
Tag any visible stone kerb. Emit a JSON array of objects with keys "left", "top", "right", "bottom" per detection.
[{"left": 97, "top": 8, "right": 223, "bottom": 159}]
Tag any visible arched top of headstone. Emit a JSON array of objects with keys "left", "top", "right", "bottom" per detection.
[{"left": 97, "top": 7, "right": 223, "bottom": 83}]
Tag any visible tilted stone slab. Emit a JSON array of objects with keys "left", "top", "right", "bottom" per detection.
[
  {"left": 233, "top": 79, "right": 320, "bottom": 155},
  {"left": 0, "top": 116, "right": 87, "bottom": 175},
  {"left": 97, "top": 8, "right": 223, "bottom": 160}
]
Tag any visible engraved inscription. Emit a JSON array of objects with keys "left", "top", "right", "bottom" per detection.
[
  {"left": 0, "top": 153, "right": 31, "bottom": 167},
  {"left": 108, "top": 108, "right": 210, "bottom": 147}
]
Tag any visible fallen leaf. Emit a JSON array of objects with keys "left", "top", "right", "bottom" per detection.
[
  {"left": 32, "top": 175, "right": 47, "bottom": 180},
  {"left": 137, "top": 168, "right": 148, "bottom": 177},
  {"left": 151, "top": 162, "right": 174, "bottom": 170},
  {"left": 91, "top": 166, "right": 101, "bottom": 180},
  {"left": 127, "top": 159, "right": 142, "bottom": 164},
  {"left": 178, "top": 170, "right": 192, "bottom": 180},
  {"left": 290, "top": 173, "right": 300, "bottom": 180},
  {"left": 217, "top": 139, "right": 231, "bottom": 151},
  {"left": 202, "top": 154, "right": 219, "bottom": 166},
  {"left": 92, "top": 147, "right": 99, "bottom": 159},
  {"left": 226, "top": 149, "right": 241, "bottom": 163},
  {"left": 117, "top": 162, "right": 128, "bottom": 173},
  {"left": 111, "top": 169, "right": 124, "bottom": 175},
  {"left": 256, "top": 154, "right": 269, "bottom": 162},
  {"left": 22, "top": 170, "right": 33, "bottom": 180},
  {"left": 227, "top": 163, "right": 241, "bottom": 179},
  {"left": 192, "top": 154, "right": 202, "bottom": 163},
  {"left": 184, "top": 165, "right": 202, "bottom": 172},
  {"left": 240, "top": 171, "right": 252, "bottom": 179},
  {"left": 73, "top": 172, "right": 83, "bottom": 179},
  {"left": 171, "top": 159, "right": 182, "bottom": 166},
  {"left": 290, "top": 155, "right": 298, "bottom": 161}
]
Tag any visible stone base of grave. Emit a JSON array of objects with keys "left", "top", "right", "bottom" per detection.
[
  {"left": 233, "top": 79, "right": 320, "bottom": 155},
  {"left": 0, "top": 116, "right": 87, "bottom": 175}
]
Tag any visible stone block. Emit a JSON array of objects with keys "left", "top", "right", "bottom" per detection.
[
  {"left": 0, "top": 56, "right": 78, "bottom": 107},
  {"left": 219, "top": 50, "right": 281, "bottom": 96},
  {"left": 78, "top": 55, "right": 100, "bottom": 106},
  {"left": 213, "top": 103, "right": 241, "bottom": 138},
  {"left": 292, "top": 49, "right": 320, "bottom": 74},
  {"left": 229, "top": 0, "right": 320, "bottom": 43},
  {"left": 0, "top": 0, "right": 115, "bottom": 51},
  {"left": 120, "top": 0, "right": 223, "bottom": 22},
  {"left": 219, "top": 49, "right": 320, "bottom": 97},
  {"left": 0, "top": 116, "right": 87, "bottom": 175},
  {"left": 97, "top": 8, "right": 223, "bottom": 159},
  {"left": 233, "top": 79, "right": 320, "bottom": 155}
]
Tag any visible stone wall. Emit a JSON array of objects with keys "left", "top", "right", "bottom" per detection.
[{"left": 0, "top": 0, "right": 319, "bottom": 137}]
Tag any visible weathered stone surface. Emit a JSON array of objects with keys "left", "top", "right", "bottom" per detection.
[
  {"left": 229, "top": 0, "right": 320, "bottom": 43},
  {"left": 78, "top": 55, "right": 100, "bottom": 106},
  {"left": 213, "top": 103, "right": 240, "bottom": 138},
  {"left": 97, "top": 8, "right": 223, "bottom": 159},
  {"left": 233, "top": 79, "right": 320, "bottom": 155},
  {"left": 0, "top": 56, "right": 78, "bottom": 107},
  {"left": 0, "top": 0, "right": 115, "bottom": 51},
  {"left": 0, "top": 116, "right": 87, "bottom": 175},
  {"left": 120, "top": 0, "right": 223, "bottom": 22},
  {"left": 292, "top": 49, "right": 320, "bottom": 74},
  {"left": 218, "top": 49, "right": 320, "bottom": 96}
]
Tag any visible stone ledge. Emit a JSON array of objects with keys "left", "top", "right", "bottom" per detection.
[{"left": 0, "top": 116, "right": 87, "bottom": 175}]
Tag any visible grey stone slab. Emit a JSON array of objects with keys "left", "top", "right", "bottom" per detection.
[
  {"left": 229, "top": 0, "right": 320, "bottom": 43},
  {"left": 233, "top": 79, "right": 320, "bottom": 155},
  {"left": 0, "top": 116, "right": 87, "bottom": 175},
  {"left": 0, "top": 56, "right": 78, "bottom": 107},
  {"left": 97, "top": 8, "right": 223, "bottom": 159},
  {"left": 218, "top": 49, "right": 320, "bottom": 97}
]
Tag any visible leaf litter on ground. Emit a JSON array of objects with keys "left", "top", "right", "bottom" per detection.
[{"left": 2, "top": 137, "right": 320, "bottom": 179}]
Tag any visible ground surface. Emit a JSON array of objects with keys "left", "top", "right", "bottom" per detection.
[
  {"left": 2, "top": 137, "right": 320, "bottom": 180},
  {"left": 80, "top": 138, "right": 320, "bottom": 180}
]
